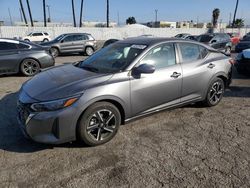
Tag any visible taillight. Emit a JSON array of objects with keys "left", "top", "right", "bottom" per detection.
[{"left": 229, "top": 59, "right": 236, "bottom": 65}]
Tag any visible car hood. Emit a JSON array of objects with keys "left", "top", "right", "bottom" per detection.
[{"left": 22, "top": 64, "right": 113, "bottom": 101}]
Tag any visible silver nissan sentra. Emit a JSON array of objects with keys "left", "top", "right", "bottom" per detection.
[{"left": 17, "top": 37, "right": 232, "bottom": 146}]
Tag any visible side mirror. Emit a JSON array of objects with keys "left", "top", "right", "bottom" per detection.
[
  {"left": 61, "top": 40, "right": 64, "bottom": 43},
  {"left": 211, "top": 40, "right": 217, "bottom": 43},
  {"left": 133, "top": 64, "right": 155, "bottom": 75}
]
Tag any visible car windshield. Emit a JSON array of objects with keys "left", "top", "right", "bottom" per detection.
[
  {"left": 79, "top": 43, "right": 147, "bottom": 74},
  {"left": 54, "top": 34, "right": 66, "bottom": 41},
  {"left": 242, "top": 36, "right": 250, "bottom": 41},
  {"left": 197, "top": 35, "right": 214, "bottom": 42},
  {"left": 27, "top": 32, "right": 33, "bottom": 36}
]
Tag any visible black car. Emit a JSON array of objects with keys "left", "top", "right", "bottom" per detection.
[
  {"left": 0, "top": 38, "right": 54, "bottom": 76},
  {"left": 197, "top": 33, "right": 232, "bottom": 54},
  {"left": 235, "top": 35, "right": 250, "bottom": 53},
  {"left": 235, "top": 49, "right": 250, "bottom": 75}
]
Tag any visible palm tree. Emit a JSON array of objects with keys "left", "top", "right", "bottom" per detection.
[
  {"left": 79, "top": 0, "right": 84, "bottom": 27},
  {"left": 19, "top": 0, "right": 28, "bottom": 26},
  {"left": 106, "top": 0, "right": 109, "bottom": 27},
  {"left": 234, "top": 18, "right": 244, "bottom": 28},
  {"left": 71, "top": 0, "right": 76, "bottom": 27},
  {"left": 212, "top": 8, "right": 220, "bottom": 28},
  {"left": 43, "top": 0, "right": 46, "bottom": 27},
  {"left": 26, "top": 0, "right": 33, "bottom": 27},
  {"left": 232, "top": 0, "right": 239, "bottom": 28}
]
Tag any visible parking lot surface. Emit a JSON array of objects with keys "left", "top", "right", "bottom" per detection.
[{"left": 0, "top": 55, "right": 250, "bottom": 187}]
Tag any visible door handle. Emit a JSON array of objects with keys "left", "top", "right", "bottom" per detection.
[
  {"left": 208, "top": 63, "right": 215, "bottom": 69},
  {"left": 171, "top": 72, "right": 181, "bottom": 78}
]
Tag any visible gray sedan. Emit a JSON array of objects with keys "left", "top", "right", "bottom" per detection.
[
  {"left": 0, "top": 39, "right": 54, "bottom": 76},
  {"left": 17, "top": 38, "right": 232, "bottom": 146}
]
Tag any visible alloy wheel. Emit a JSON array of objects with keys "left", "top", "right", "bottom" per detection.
[
  {"left": 87, "top": 109, "right": 117, "bottom": 141},
  {"left": 208, "top": 81, "right": 224, "bottom": 105},
  {"left": 22, "top": 59, "right": 40, "bottom": 76}
]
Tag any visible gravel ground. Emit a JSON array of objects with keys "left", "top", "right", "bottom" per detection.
[{"left": 0, "top": 53, "right": 250, "bottom": 187}]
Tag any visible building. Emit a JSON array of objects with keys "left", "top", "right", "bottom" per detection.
[
  {"left": 82, "top": 21, "right": 117, "bottom": 27},
  {"left": 14, "top": 22, "right": 73, "bottom": 27}
]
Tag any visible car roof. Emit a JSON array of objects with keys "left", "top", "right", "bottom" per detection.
[
  {"left": 0, "top": 38, "right": 42, "bottom": 48},
  {"left": 62, "top": 33, "right": 91, "bottom": 35}
]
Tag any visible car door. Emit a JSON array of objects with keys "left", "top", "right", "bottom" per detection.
[
  {"left": 130, "top": 43, "right": 182, "bottom": 116},
  {"left": 0, "top": 41, "right": 21, "bottom": 74},
  {"left": 59, "top": 35, "right": 76, "bottom": 52},
  {"left": 177, "top": 42, "right": 215, "bottom": 102},
  {"left": 72, "top": 34, "right": 86, "bottom": 52}
]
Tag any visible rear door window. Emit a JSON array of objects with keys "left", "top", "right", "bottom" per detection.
[
  {"left": 179, "top": 43, "right": 201, "bottom": 63},
  {"left": 32, "top": 33, "right": 43, "bottom": 36}
]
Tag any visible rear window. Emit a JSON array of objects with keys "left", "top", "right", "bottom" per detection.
[
  {"left": 197, "top": 35, "right": 213, "bottom": 42},
  {"left": 44, "top": 32, "right": 49, "bottom": 36},
  {"left": 17, "top": 43, "right": 30, "bottom": 49}
]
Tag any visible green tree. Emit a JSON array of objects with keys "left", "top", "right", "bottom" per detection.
[
  {"left": 212, "top": 8, "right": 220, "bottom": 28},
  {"left": 126, "top": 17, "right": 136, "bottom": 25},
  {"left": 234, "top": 18, "right": 244, "bottom": 28}
]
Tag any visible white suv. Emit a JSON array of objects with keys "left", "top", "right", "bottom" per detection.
[{"left": 22, "top": 32, "right": 51, "bottom": 43}]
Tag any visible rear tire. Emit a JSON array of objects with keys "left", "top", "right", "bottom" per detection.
[
  {"left": 203, "top": 77, "right": 225, "bottom": 107},
  {"left": 43, "top": 38, "right": 49, "bottom": 42},
  {"left": 77, "top": 102, "right": 121, "bottom": 146},
  {"left": 20, "top": 59, "right": 40, "bottom": 76},
  {"left": 85, "top": 46, "right": 94, "bottom": 56}
]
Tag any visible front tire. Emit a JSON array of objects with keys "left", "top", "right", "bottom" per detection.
[
  {"left": 50, "top": 47, "right": 59, "bottom": 58},
  {"left": 203, "top": 78, "right": 225, "bottom": 107},
  {"left": 20, "top": 59, "right": 40, "bottom": 76},
  {"left": 77, "top": 102, "right": 121, "bottom": 146}
]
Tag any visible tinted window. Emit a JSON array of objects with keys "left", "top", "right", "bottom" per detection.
[
  {"left": 197, "top": 35, "right": 213, "bottom": 42},
  {"left": 140, "top": 43, "right": 176, "bottom": 69},
  {"left": 0, "top": 42, "right": 18, "bottom": 50},
  {"left": 17, "top": 43, "right": 30, "bottom": 49},
  {"left": 74, "top": 35, "right": 86, "bottom": 41},
  {"left": 243, "top": 36, "right": 250, "bottom": 41},
  {"left": 63, "top": 35, "right": 75, "bottom": 42},
  {"left": 32, "top": 33, "right": 43, "bottom": 36},
  {"left": 179, "top": 43, "right": 200, "bottom": 62},
  {"left": 44, "top": 32, "right": 49, "bottom": 36}
]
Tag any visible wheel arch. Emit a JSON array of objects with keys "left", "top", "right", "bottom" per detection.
[{"left": 19, "top": 57, "right": 41, "bottom": 72}]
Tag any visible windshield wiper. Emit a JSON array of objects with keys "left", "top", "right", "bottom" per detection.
[{"left": 81, "top": 65, "right": 99, "bottom": 73}]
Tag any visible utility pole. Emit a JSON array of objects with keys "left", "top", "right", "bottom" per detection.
[
  {"left": 8, "top": 8, "right": 13, "bottom": 26},
  {"left": 19, "top": 0, "right": 28, "bottom": 26},
  {"left": 107, "top": 0, "right": 109, "bottom": 28},
  {"left": 155, "top": 9, "right": 158, "bottom": 28},
  {"left": 71, "top": 0, "right": 76, "bottom": 27},
  {"left": 117, "top": 11, "right": 120, "bottom": 26},
  {"left": 79, "top": 0, "right": 84, "bottom": 27},
  {"left": 19, "top": 8, "right": 23, "bottom": 22},
  {"left": 46, "top": 5, "right": 51, "bottom": 22},
  {"left": 232, "top": 0, "right": 239, "bottom": 28},
  {"left": 43, "top": 0, "right": 47, "bottom": 27},
  {"left": 26, "top": 0, "right": 34, "bottom": 27}
]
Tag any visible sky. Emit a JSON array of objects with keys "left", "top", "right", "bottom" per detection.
[{"left": 0, "top": 0, "right": 249, "bottom": 25}]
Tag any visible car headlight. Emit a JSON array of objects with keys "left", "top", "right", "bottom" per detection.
[{"left": 30, "top": 94, "right": 82, "bottom": 112}]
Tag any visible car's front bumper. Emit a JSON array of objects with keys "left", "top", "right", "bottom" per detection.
[{"left": 17, "top": 101, "right": 79, "bottom": 144}]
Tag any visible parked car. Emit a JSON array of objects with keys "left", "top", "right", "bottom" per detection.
[
  {"left": 0, "top": 38, "right": 54, "bottom": 76},
  {"left": 174, "top": 33, "right": 191, "bottom": 39},
  {"left": 21, "top": 31, "right": 51, "bottom": 43},
  {"left": 186, "top": 35, "right": 198, "bottom": 41},
  {"left": 235, "top": 35, "right": 250, "bottom": 53},
  {"left": 227, "top": 32, "right": 240, "bottom": 45},
  {"left": 102, "top": 39, "right": 119, "bottom": 48},
  {"left": 235, "top": 49, "right": 250, "bottom": 75},
  {"left": 17, "top": 37, "right": 232, "bottom": 146},
  {"left": 40, "top": 33, "right": 97, "bottom": 57},
  {"left": 197, "top": 33, "right": 232, "bottom": 54}
]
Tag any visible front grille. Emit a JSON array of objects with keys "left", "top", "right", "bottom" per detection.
[{"left": 17, "top": 101, "right": 30, "bottom": 125}]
